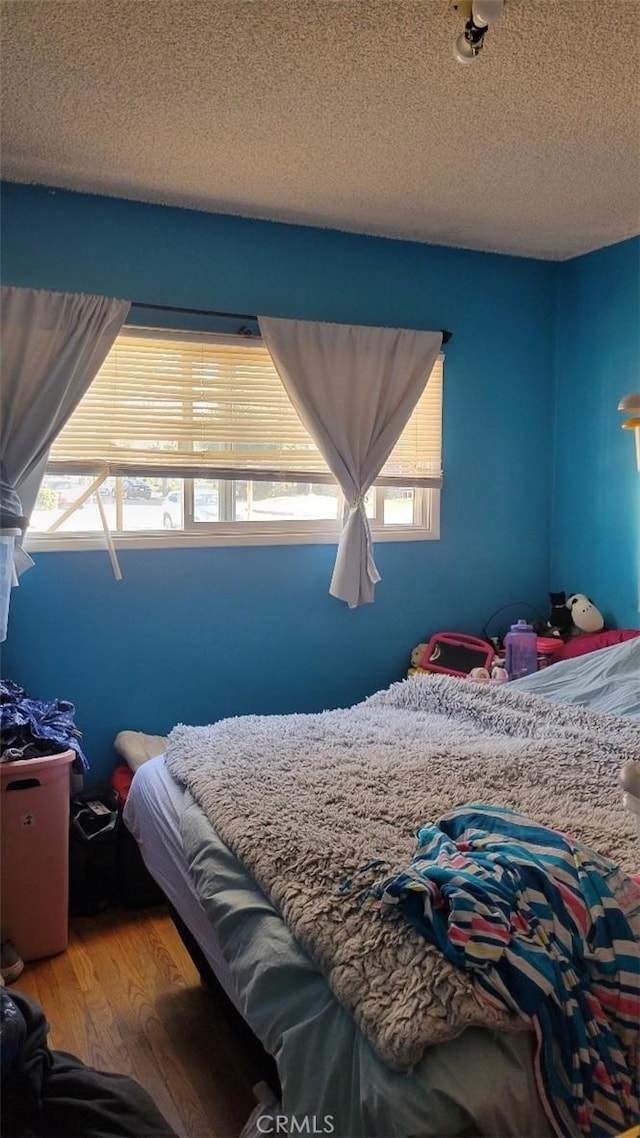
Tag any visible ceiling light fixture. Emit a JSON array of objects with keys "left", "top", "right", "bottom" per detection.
[{"left": 450, "top": 0, "right": 505, "bottom": 65}]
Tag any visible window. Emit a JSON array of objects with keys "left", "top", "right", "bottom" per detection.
[{"left": 27, "top": 328, "right": 443, "bottom": 550}]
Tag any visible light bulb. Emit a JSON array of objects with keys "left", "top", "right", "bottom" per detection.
[
  {"left": 453, "top": 32, "right": 477, "bottom": 63},
  {"left": 471, "top": 0, "right": 504, "bottom": 26}
]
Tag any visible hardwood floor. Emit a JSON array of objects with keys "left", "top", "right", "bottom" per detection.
[{"left": 15, "top": 904, "right": 261, "bottom": 1138}]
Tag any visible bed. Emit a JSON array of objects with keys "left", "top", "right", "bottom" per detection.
[{"left": 123, "top": 636, "right": 640, "bottom": 1138}]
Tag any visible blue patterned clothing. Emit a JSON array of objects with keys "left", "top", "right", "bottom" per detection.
[{"left": 372, "top": 804, "right": 640, "bottom": 1138}]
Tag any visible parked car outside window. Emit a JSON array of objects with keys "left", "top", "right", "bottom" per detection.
[
  {"left": 162, "top": 488, "right": 219, "bottom": 528},
  {"left": 122, "top": 478, "right": 152, "bottom": 499},
  {"left": 193, "top": 490, "right": 219, "bottom": 523}
]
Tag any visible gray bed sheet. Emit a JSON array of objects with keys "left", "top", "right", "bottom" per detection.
[
  {"left": 511, "top": 635, "right": 640, "bottom": 717},
  {"left": 126, "top": 758, "right": 551, "bottom": 1138}
]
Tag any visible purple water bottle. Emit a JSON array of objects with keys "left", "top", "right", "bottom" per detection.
[{"left": 504, "top": 620, "right": 538, "bottom": 681}]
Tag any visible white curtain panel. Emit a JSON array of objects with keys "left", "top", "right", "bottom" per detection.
[
  {"left": 1, "top": 287, "right": 130, "bottom": 515},
  {"left": 0, "top": 286, "right": 130, "bottom": 575},
  {"left": 259, "top": 316, "right": 442, "bottom": 608}
]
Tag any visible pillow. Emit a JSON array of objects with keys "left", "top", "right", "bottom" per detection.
[
  {"left": 550, "top": 628, "right": 640, "bottom": 664},
  {"left": 114, "top": 730, "right": 168, "bottom": 772}
]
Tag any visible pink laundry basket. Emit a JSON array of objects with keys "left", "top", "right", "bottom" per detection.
[{"left": 1, "top": 749, "right": 75, "bottom": 961}]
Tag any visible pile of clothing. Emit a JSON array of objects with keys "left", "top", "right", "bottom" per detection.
[
  {"left": 0, "top": 679, "right": 88, "bottom": 770},
  {"left": 1, "top": 986, "right": 176, "bottom": 1137},
  {"left": 372, "top": 804, "right": 640, "bottom": 1138}
]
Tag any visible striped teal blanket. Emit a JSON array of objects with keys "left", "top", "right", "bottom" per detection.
[{"left": 372, "top": 805, "right": 640, "bottom": 1138}]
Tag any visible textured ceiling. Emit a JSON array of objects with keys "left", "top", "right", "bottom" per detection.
[{"left": 1, "top": 0, "right": 639, "bottom": 259}]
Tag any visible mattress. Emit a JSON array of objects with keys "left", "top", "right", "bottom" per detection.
[
  {"left": 124, "top": 638, "right": 640, "bottom": 1137},
  {"left": 125, "top": 758, "right": 552, "bottom": 1138}
]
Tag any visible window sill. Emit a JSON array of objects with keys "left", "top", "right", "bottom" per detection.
[{"left": 25, "top": 525, "right": 440, "bottom": 553}]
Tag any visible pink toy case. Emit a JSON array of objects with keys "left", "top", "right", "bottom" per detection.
[{"left": 419, "top": 632, "right": 495, "bottom": 678}]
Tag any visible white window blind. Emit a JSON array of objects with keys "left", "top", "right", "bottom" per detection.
[{"left": 49, "top": 328, "right": 443, "bottom": 487}]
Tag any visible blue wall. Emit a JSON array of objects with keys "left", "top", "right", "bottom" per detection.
[
  {"left": 552, "top": 238, "right": 640, "bottom": 629},
  {"left": 2, "top": 183, "right": 556, "bottom": 785}
]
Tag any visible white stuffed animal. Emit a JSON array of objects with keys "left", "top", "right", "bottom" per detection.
[
  {"left": 566, "top": 594, "right": 604, "bottom": 636},
  {"left": 468, "top": 666, "right": 508, "bottom": 685}
]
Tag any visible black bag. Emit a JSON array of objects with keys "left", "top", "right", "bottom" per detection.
[
  {"left": 117, "top": 826, "right": 164, "bottom": 910},
  {"left": 68, "top": 790, "right": 120, "bottom": 916}
]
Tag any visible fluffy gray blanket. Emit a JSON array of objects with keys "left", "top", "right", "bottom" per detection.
[{"left": 165, "top": 675, "right": 639, "bottom": 1072}]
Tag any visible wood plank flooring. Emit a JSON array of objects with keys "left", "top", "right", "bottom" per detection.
[{"left": 15, "top": 904, "right": 260, "bottom": 1138}]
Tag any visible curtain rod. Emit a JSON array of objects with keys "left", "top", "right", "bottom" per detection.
[{"left": 130, "top": 301, "right": 452, "bottom": 344}]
